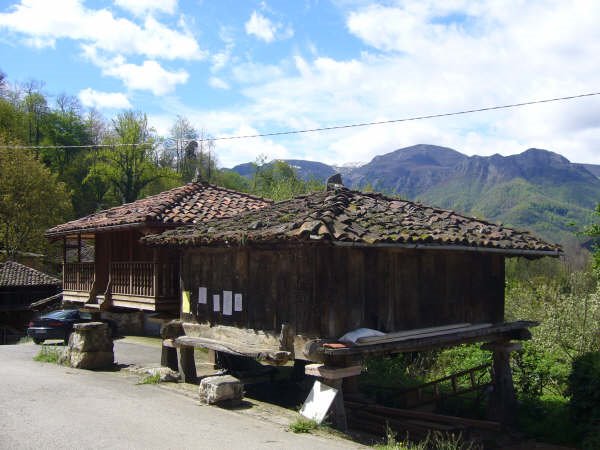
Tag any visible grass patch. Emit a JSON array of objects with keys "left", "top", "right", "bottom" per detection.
[
  {"left": 375, "top": 427, "right": 480, "bottom": 450},
  {"left": 33, "top": 346, "right": 62, "bottom": 364},
  {"left": 137, "top": 373, "right": 161, "bottom": 385},
  {"left": 288, "top": 417, "right": 319, "bottom": 433}
]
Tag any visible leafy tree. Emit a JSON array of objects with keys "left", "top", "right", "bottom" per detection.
[
  {"left": 21, "top": 81, "right": 48, "bottom": 145},
  {"left": 162, "top": 116, "right": 198, "bottom": 180},
  {"left": 250, "top": 157, "right": 323, "bottom": 201},
  {"left": 584, "top": 203, "right": 600, "bottom": 271},
  {"left": 0, "top": 136, "right": 71, "bottom": 258},
  {"left": 86, "top": 111, "right": 174, "bottom": 203}
]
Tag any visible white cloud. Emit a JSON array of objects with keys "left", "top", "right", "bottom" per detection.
[
  {"left": 208, "top": 77, "right": 230, "bottom": 90},
  {"left": 215, "top": 125, "right": 291, "bottom": 168},
  {"left": 82, "top": 45, "right": 188, "bottom": 95},
  {"left": 78, "top": 88, "right": 132, "bottom": 109},
  {"left": 23, "top": 36, "right": 55, "bottom": 48},
  {"left": 192, "top": 0, "right": 600, "bottom": 166},
  {"left": 0, "top": 0, "right": 204, "bottom": 60},
  {"left": 113, "top": 0, "right": 177, "bottom": 17},
  {"left": 231, "top": 61, "right": 284, "bottom": 84},
  {"left": 244, "top": 10, "right": 293, "bottom": 43},
  {"left": 103, "top": 60, "right": 188, "bottom": 96}
]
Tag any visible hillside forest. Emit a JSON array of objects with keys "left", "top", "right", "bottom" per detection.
[{"left": 2, "top": 73, "right": 600, "bottom": 447}]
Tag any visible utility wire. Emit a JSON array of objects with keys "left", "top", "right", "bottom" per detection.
[{"left": 1, "top": 91, "right": 599, "bottom": 150}]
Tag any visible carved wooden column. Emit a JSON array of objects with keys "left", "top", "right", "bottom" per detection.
[{"left": 482, "top": 341, "right": 522, "bottom": 426}]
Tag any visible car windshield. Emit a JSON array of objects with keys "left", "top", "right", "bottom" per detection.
[{"left": 43, "top": 310, "right": 78, "bottom": 320}]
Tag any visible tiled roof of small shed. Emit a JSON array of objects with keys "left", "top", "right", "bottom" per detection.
[
  {"left": 143, "top": 186, "right": 561, "bottom": 256},
  {"left": 45, "top": 182, "right": 272, "bottom": 237},
  {"left": 0, "top": 261, "right": 60, "bottom": 287}
]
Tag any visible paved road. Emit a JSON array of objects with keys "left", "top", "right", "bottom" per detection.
[{"left": 0, "top": 343, "right": 360, "bottom": 450}]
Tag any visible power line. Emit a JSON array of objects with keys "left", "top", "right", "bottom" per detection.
[
  {"left": 206, "top": 91, "right": 600, "bottom": 142},
  {"left": 1, "top": 91, "right": 598, "bottom": 150}
]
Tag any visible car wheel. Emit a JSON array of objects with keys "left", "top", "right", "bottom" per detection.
[
  {"left": 64, "top": 332, "right": 72, "bottom": 345},
  {"left": 33, "top": 338, "right": 44, "bottom": 345}
]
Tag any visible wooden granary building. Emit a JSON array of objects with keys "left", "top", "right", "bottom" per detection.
[
  {"left": 145, "top": 183, "right": 560, "bottom": 357},
  {"left": 145, "top": 181, "right": 560, "bottom": 425},
  {"left": 45, "top": 182, "right": 270, "bottom": 313}
]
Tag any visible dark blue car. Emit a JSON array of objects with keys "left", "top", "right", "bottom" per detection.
[{"left": 27, "top": 309, "right": 116, "bottom": 344}]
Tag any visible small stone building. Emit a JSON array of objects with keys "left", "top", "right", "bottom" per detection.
[{"left": 0, "top": 261, "right": 61, "bottom": 334}]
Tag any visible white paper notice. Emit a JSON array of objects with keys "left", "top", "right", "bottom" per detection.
[
  {"left": 223, "top": 291, "right": 233, "bottom": 315},
  {"left": 213, "top": 294, "right": 220, "bottom": 312},
  {"left": 198, "top": 287, "right": 207, "bottom": 304},
  {"left": 234, "top": 293, "right": 243, "bottom": 312}
]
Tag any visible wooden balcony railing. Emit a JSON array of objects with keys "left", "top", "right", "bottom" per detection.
[
  {"left": 63, "top": 262, "right": 95, "bottom": 292},
  {"left": 110, "top": 262, "right": 177, "bottom": 299}
]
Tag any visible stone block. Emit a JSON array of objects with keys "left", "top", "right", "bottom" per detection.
[
  {"left": 69, "top": 323, "right": 113, "bottom": 353},
  {"left": 198, "top": 375, "right": 243, "bottom": 405},
  {"left": 62, "top": 322, "right": 114, "bottom": 370},
  {"left": 146, "top": 367, "right": 180, "bottom": 383},
  {"left": 63, "top": 349, "right": 114, "bottom": 369},
  {"left": 161, "top": 320, "right": 184, "bottom": 339}
]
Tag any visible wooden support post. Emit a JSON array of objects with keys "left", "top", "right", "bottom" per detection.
[
  {"left": 482, "top": 341, "right": 521, "bottom": 426},
  {"left": 291, "top": 359, "right": 307, "bottom": 382},
  {"left": 322, "top": 378, "right": 347, "bottom": 432},
  {"left": 179, "top": 345, "right": 197, "bottom": 383},
  {"left": 161, "top": 339, "right": 178, "bottom": 371},
  {"left": 304, "top": 364, "right": 362, "bottom": 432},
  {"left": 207, "top": 349, "right": 217, "bottom": 369}
]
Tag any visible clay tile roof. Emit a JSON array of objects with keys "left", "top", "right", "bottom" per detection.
[
  {"left": 45, "top": 182, "right": 272, "bottom": 237},
  {"left": 143, "top": 186, "right": 561, "bottom": 256},
  {"left": 0, "top": 261, "right": 60, "bottom": 287}
]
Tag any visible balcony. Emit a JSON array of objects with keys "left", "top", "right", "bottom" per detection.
[
  {"left": 63, "top": 262, "right": 95, "bottom": 293},
  {"left": 62, "top": 261, "right": 178, "bottom": 312}
]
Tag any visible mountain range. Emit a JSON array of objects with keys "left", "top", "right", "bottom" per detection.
[{"left": 231, "top": 145, "right": 600, "bottom": 244}]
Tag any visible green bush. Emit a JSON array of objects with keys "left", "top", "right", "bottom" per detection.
[
  {"left": 567, "top": 352, "right": 600, "bottom": 434},
  {"left": 517, "top": 395, "right": 577, "bottom": 445}
]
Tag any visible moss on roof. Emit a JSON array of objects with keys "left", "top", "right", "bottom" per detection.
[{"left": 142, "top": 186, "right": 560, "bottom": 256}]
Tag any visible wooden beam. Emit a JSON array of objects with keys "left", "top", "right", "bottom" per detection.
[
  {"left": 356, "top": 323, "right": 473, "bottom": 345},
  {"left": 305, "top": 364, "right": 362, "bottom": 380},
  {"left": 313, "top": 321, "right": 537, "bottom": 359},
  {"left": 175, "top": 336, "right": 292, "bottom": 365},
  {"left": 345, "top": 401, "right": 502, "bottom": 432}
]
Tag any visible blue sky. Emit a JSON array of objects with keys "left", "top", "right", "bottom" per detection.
[{"left": 1, "top": 0, "right": 599, "bottom": 167}]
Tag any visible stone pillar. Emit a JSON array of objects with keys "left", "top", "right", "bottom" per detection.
[
  {"left": 482, "top": 341, "right": 522, "bottom": 426},
  {"left": 59, "top": 322, "right": 114, "bottom": 370}
]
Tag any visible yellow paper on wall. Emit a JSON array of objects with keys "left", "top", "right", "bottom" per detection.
[{"left": 181, "top": 290, "right": 191, "bottom": 313}]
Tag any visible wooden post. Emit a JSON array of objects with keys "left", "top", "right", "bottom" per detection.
[
  {"left": 161, "top": 339, "right": 179, "bottom": 371},
  {"left": 304, "top": 364, "right": 361, "bottom": 432},
  {"left": 179, "top": 345, "right": 197, "bottom": 383},
  {"left": 482, "top": 341, "right": 521, "bottom": 426},
  {"left": 323, "top": 378, "right": 347, "bottom": 432},
  {"left": 207, "top": 349, "right": 217, "bottom": 369}
]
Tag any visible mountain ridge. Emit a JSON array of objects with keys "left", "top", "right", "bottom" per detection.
[{"left": 230, "top": 145, "right": 600, "bottom": 243}]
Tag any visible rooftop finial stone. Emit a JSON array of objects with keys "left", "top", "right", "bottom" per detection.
[{"left": 326, "top": 173, "right": 344, "bottom": 191}]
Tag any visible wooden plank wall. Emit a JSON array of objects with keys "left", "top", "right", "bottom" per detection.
[{"left": 182, "top": 246, "right": 505, "bottom": 340}]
